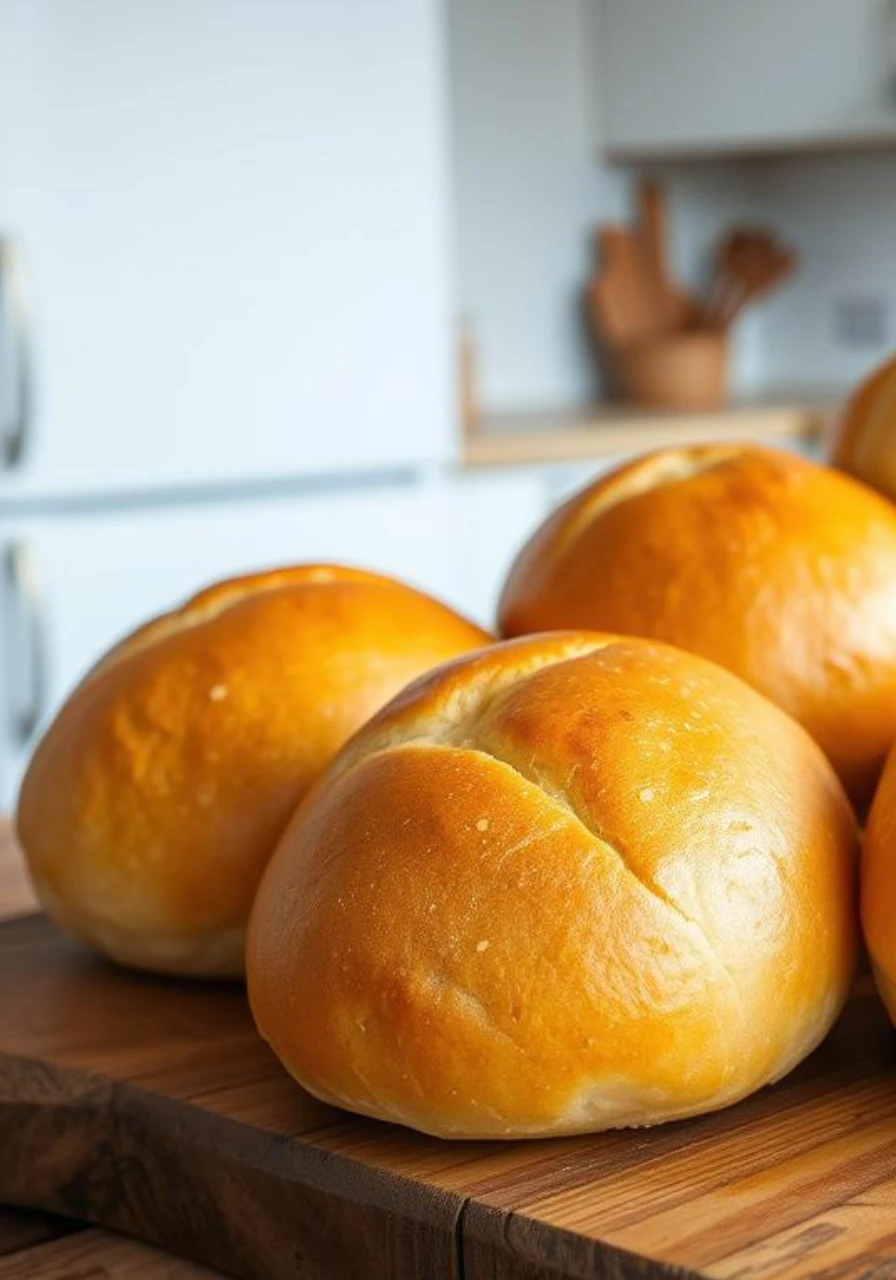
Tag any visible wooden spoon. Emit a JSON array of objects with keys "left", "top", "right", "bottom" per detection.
[{"left": 704, "top": 229, "right": 797, "bottom": 329}]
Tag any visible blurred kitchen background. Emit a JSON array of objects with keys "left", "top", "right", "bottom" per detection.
[{"left": 1, "top": 0, "right": 894, "bottom": 805}]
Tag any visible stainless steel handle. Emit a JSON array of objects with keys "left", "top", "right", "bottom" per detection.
[
  {"left": 4, "top": 540, "right": 47, "bottom": 744},
  {"left": 0, "top": 237, "right": 34, "bottom": 469}
]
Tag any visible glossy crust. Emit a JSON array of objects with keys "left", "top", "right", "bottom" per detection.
[
  {"left": 498, "top": 444, "right": 896, "bottom": 810},
  {"left": 16, "top": 565, "right": 490, "bottom": 977},
  {"left": 861, "top": 743, "right": 896, "bottom": 1022},
  {"left": 831, "top": 351, "right": 896, "bottom": 502},
  {"left": 247, "top": 633, "right": 858, "bottom": 1139}
]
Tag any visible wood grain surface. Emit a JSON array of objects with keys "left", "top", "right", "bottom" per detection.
[
  {"left": 2, "top": 825, "right": 896, "bottom": 1280},
  {"left": 0, "top": 1222, "right": 227, "bottom": 1279},
  {"left": 0, "top": 825, "right": 225, "bottom": 1279},
  {"left": 0, "top": 1207, "right": 80, "bottom": 1259},
  {"left": 0, "top": 823, "right": 35, "bottom": 920}
]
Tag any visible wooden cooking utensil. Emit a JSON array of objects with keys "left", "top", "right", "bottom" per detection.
[
  {"left": 588, "top": 225, "right": 670, "bottom": 348},
  {"left": 588, "top": 220, "right": 685, "bottom": 349},
  {"left": 704, "top": 228, "right": 797, "bottom": 329},
  {"left": 638, "top": 181, "right": 693, "bottom": 333},
  {"left": 587, "top": 183, "right": 697, "bottom": 352},
  {"left": 587, "top": 229, "right": 639, "bottom": 348}
]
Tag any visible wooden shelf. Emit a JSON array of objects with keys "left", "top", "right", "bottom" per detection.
[
  {"left": 605, "top": 130, "right": 896, "bottom": 166},
  {"left": 461, "top": 395, "right": 838, "bottom": 469}
]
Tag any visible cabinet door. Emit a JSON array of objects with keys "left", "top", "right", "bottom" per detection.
[
  {"left": 0, "top": 0, "right": 452, "bottom": 501},
  {"left": 0, "top": 479, "right": 469, "bottom": 807},
  {"left": 454, "top": 470, "right": 552, "bottom": 631},
  {"left": 599, "top": 0, "right": 896, "bottom": 157}
]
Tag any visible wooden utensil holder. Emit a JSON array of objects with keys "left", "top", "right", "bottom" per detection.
[{"left": 614, "top": 330, "right": 730, "bottom": 411}]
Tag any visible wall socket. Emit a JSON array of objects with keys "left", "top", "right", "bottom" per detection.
[{"left": 833, "top": 295, "right": 889, "bottom": 349}]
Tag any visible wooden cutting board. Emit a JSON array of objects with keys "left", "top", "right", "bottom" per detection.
[{"left": 2, "top": 913, "right": 896, "bottom": 1280}]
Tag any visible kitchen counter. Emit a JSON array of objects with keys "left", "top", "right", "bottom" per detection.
[
  {"left": 0, "top": 821, "right": 224, "bottom": 1279},
  {"left": 462, "top": 394, "right": 837, "bottom": 468}
]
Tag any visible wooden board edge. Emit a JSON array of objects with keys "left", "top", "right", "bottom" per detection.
[
  {"left": 0, "top": 1050, "right": 463, "bottom": 1280},
  {"left": 460, "top": 1201, "right": 709, "bottom": 1280},
  {"left": 0, "top": 1206, "right": 84, "bottom": 1260},
  {"left": 0, "top": 1225, "right": 224, "bottom": 1279}
]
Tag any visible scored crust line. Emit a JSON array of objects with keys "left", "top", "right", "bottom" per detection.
[
  {"left": 555, "top": 446, "right": 742, "bottom": 558},
  {"left": 375, "top": 737, "right": 749, "bottom": 1059}
]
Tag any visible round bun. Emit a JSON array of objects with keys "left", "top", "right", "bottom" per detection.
[
  {"left": 831, "top": 351, "right": 896, "bottom": 502},
  {"left": 16, "top": 565, "right": 490, "bottom": 978},
  {"left": 247, "top": 633, "right": 857, "bottom": 1139},
  {"left": 861, "top": 743, "right": 896, "bottom": 1022},
  {"left": 498, "top": 444, "right": 896, "bottom": 811}
]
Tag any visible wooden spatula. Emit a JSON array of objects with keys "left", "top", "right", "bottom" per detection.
[
  {"left": 588, "top": 220, "right": 681, "bottom": 348},
  {"left": 587, "top": 227, "right": 653, "bottom": 347},
  {"left": 587, "top": 183, "right": 698, "bottom": 349},
  {"left": 638, "top": 181, "right": 694, "bottom": 333}
]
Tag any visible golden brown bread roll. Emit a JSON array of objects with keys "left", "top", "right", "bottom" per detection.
[
  {"left": 498, "top": 444, "right": 896, "bottom": 811},
  {"left": 16, "top": 564, "right": 490, "bottom": 978},
  {"left": 247, "top": 632, "right": 858, "bottom": 1139},
  {"left": 861, "top": 744, "right": 896, "bottom": 1022},
  {"left": 831, "top": 351, "right": 896, "bottom": 502}
]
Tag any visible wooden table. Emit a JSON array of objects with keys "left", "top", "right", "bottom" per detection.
[
  {"left": 0, "top": 821, "right": 222, "bottom": 1278},
  {"left": 6, "top": 819, "right": 896, "bottom": 1280}
]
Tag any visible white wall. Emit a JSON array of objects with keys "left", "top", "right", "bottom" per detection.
[
  {"left": 449, "top": 1, "right": 896, "bottom": 410},
  {"left": 447, "top": 0, "right": 778, "bottom": 410},
  {"left": 662, "top": 165, "right": 768, "bottom": 396},
  {"left": 448, "top": 0, "right": 625, "bottom": 412},
  {"left": 743, "top": 154, "right": 896, "bottom": 392},
  {"left": 665, "top": 154, "right": 896, "bottom": 396}
]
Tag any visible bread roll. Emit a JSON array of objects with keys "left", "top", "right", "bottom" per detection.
[
  {"left": 499, "top": 444, "right": 896, "bottom": 811},
  {"left": 247, "top": 633, "right": 857, "bottom": 1139},
  {"left": 16, "top": 565, "right": 490, "bottom": 978},
  {"left": 861, "top": 743, "right": 896, "bottom": 1022},
  {"left": 831, "top": 351, "right": 896, "bottom": 503}
]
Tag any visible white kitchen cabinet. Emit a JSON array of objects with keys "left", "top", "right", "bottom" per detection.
[
  {"left": 0, "top": 0, "right": 452, "bottom": 500},
  {"left": 597, "top": 0, "right": 896, "bottom": 158},
  {"left": 452, "top": 468, "right": 554, "bottom": 630},
  {"left": 0, "top": 478, "right": 472, "bottom": 807},
  {"left": 450, "top": 461, "right": 623, "bottom": 631}
]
